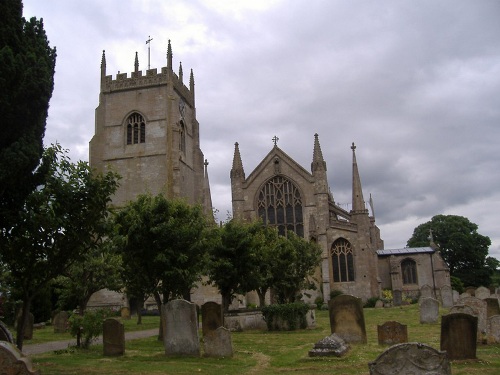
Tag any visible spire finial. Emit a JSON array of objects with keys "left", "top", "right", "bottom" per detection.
[
  {"left": 351, "top": 142, "right": 367, "bottom": 214},
  {"left": 134, "top": 51, "right": 139, "bottom": 72},
  {"left": 179, "top": 61, "right": 183, "bottom": 83},
  {"left": 167, "top": 39, "right": 173, "bottom": 70},
  {"left": 230, "top": 142, "right": 245, "bottom": 179},
  {"left": 272, "top": 135, "right": 279, "bottom": 147},
  {"left": 312, "top": 133, "right": 326, "bottom": 173}
]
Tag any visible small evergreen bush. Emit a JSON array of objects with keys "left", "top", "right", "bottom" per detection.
[{"left": 261, "top": 303, "right": 310, "bottom": 331}]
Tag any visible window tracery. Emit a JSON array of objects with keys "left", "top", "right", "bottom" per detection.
[
  {"left": 402, "top": 258, "right": 418, "bottom": 284},
  {"left": 126, "top": 113, "right": 145, "bottom": 145},
  {"left": 331, "top": 238, "right": 354, "bottom": 282}
]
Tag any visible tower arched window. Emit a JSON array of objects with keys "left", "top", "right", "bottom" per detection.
[
  {"left": 331, "top": 238, "right": 354, "bottom": 282},
  {"left": 401, "top": 258, "right": 418, "bottom": 285},
  {"left": 126, "top": 113, "right": 145, "bottom": 145},
  {"left": 257, "top": 176, "right": 303, "bottom": 237}
]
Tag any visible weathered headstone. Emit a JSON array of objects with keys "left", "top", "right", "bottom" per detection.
[
  {"left": 484, "top": 297, "right": 500, "bottom": 318},
  {"left": 450, "top": 304, "right": 475, "bottom": 316},
  {"left": 377, "top": 321, "right": 408, "bottom": 345},
  {"left": 308, "top": 333, "right": 349, "bottom": 357},
  {"left": 120, "top": 306, "right": 131, "bottom": 320},
  {"left": 475, "top": 286, "right": 490, "bottom": 300},
  {"left": 487, "top": 315, "right": 500, "bottom": 344},
  {"left": 459, "top": 292, "right": 471, "bottom": 299},
  {"left": 162, "top": 299, "right": 200, "bottom": 357},
  {"left": 420, "top": 284, "right": 434, "bottom": 300},
  {"left": 458, "top": 296, "right": 487, "bottom": 342},
  {"left": 420, "top": 297, "right": 439, "bottom": 324},
  {"left": 374, "top": 300, "right": 384, "bottom": 308},
  {"left": 393, "top": 289, "right": 402, "bottom": 307},
  {"left": 0, "top": 341, "right": 40, "bottom": 374},
  {"left": 203, "top": 327, "right": 233, "bottom": 358},
  {"left": 53, "top": 311, "right": 69, "bottom": 334},
  {"left": 440, "top": 313, "right": 477, "bottom": 360},
  {"left": 103, "top": 318, "right": 125, "bottom": 356},
  {"left": 201, "top": 301, "right": 223, "bottom": 337},
  {"left": 440, "top": 285, "right": 453, "bottom": 308},
  {"left": 452, "top": 289, "right": 459, "bottom": 304},
  {"left": 0, "top": 321, "right": 14, "bottom": 344},
  {"left": 328, "top": 294, "right": 367, "bottom": 344},
  {"left": 464, "top": 287, "right": 476, "bottom": 296},
  {"left": 368, "top": 342, "right": 451, "bottom": 375}
]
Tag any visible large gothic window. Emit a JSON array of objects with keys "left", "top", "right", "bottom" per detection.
[
  {"left": 402, "top": 258, "right": 418, "bottom": 285},
  {"left": 257, "top": 176, "right": 303, "bottom": 237},
  {"left": 331, "top": 238, "right": 354, "bottom": 282},
  {"left": 126, "top": 113, "right": 145, "bottom": 145}
]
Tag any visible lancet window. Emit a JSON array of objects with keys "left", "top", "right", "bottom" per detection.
[
  {"left": 401, "top": 258, "right": 418, "bottom": 285},
  {"left": 179, "top": 121, "right": 186, "bottom": 153},
  {"left": 126, "top": 113, "right": 146, "bottom": 145},
  {"left": 257, "top": 176, "right": 303, "bottom": 237},
  {"left": 331, "top": 238, "right": 354, "bottom": 282}
]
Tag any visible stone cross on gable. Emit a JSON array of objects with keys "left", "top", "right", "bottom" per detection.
[{"left": 272, "top": 136, "right": 279, "bottom": 146}]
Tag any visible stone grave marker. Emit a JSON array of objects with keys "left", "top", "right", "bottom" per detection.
[
  {"left": 374, "top": 300, "right": 384, "bottom": 308},
  {"left": 420, "top": 297, "right": 439, "bottom": 324},
  {"left": 420, "top": 284, "right": 434, "bottom": 300},
  {"left": 440, "top": 312, "right": 477, "bottom": 360},
  {"left": 368, "top": 342, "right": 451, "bottom": 375},
  {"left": 203, "top": 327, "right": 233, "bottom": 358},
  {"left": 457, "top": 296, "right": 487, "bottom": 342},
  {"left": 0, "top": 320, "right": 14, "bottom": 343},
  {"left": 0, "top": 341, "right": 40, "bottom": 374},
  {"left": 464, "top": 287, "right": 476, "bottom": 296},
  {"left": 440, "top": 285, "right": 453, "bottom": 308},
  {"left": 393, "top": 289, "right": 402, "bottom": 306},
  {"left": 53, "top": 311, "right": 69, "bottom": 334},
  {"left": 120, "top": 306, "right": 131, "bottom": 320},
  {"left": 103, "top": 318, "right": 125, "bottom": 356},
  {"left": 459, "top": 292, "right": 471, "bottom": 299},
  {"left": 484, "top": 297, "right": 500, "bottom": 318},
  {"left": 377, "top": 321, "right": 408, "bottom": 345},
  {"left": 201, "top": 301, "right": 223, "bottom": 337},
  {"left": 162, "top": 299, "right": 200, "bottom": 357},
  {"left": 450, "top": 304, "right": 475, "bottom": 316},
  {"left": 452, "top": 290, "right": 459, "bottom": 304},
  {"left": 309, "top": 333, "right": 349, "bottom": 357},
  {"left": 328, "top": 294, "right": 367, "bottom": 344},
  {"left": 487, "top": 315, "right": 500, "bottom": 344},
  {"left": 475, "top": 286, "right": 490, "bottom": 300}
]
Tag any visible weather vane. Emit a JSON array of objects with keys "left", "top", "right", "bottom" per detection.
[
  {"left": 146, "top": 35, "right": 153, "bottom": 70},
  {"left": 272, "top": 135, "right": 279, "bottom": 146}
]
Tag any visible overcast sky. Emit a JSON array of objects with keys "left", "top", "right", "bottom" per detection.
[{"left": 23, "top": 1, "right": 500, "bottom": 258}]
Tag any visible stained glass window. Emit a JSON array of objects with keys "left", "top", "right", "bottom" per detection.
[{"left": 331, "top": 238, "right": 354, "bottom": 282}]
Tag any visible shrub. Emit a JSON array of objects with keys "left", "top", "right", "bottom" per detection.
[
  {"left": 329, "top": 289, "right": 343, "bottom": 300},
  {"left": 364, "top": 297, "right": 379, "bottom": 308},
  {"left": 261, "top": 303, "right": 310, "bottom": 331},
  {"left": 69, "top": 309, "right": 114, "bottom": 348}
]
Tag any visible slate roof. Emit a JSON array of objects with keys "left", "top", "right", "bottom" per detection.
[{"left": 376, "top": 247, "right": 435, "bottom": 256}]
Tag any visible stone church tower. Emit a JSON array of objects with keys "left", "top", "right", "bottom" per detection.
[
  {"left": 230, "top": 135, "right": 384, "bottom": 302},
  {"left": 90, "top": 41, "right": 212, "bottom": 213}
]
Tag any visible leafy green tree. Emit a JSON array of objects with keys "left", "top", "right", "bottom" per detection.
[
  {"left": 114, "top": 194, "right": 208, "bottom": 314},
  {"left": 0, "top": 0, "right": 56, "bottom": 231},
  {"left": 1, "top": 145, "right": 119, "bottom": 349},
  {"left": 407, "top": 214, "right": 494, "bottom": 287}
]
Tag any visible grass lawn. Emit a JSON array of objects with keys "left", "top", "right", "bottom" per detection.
[{"left": 29, "top": 304, "right": 500, "bottom": 374}]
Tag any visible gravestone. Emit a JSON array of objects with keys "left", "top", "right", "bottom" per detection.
[
  {"left": 377, "top": 321, "right": 408, "bottom": 345},
  {"left": 328, "top": 294, "right": 367, "bottom": 344},
  {"left": 458, "top": 296, "right": 487, "bottom": 342},
  {"left": 201, "top": 301, "right": 223, "bottom": 337},
  {"left": 440, "top": 285, "right": 453, "bottom": 308},
  {"left": 53, "top": 311, "right": 69, "bottom": 334},
  {"left": 103, "top": 318, "right": 125, "bottom": 356},
  {"left": 459, "top": 292, "right": 471, "bottom": 299},
  {"left": 0, "top": 321, "right": 14, "bottom": 344},
  {"left": 420, "top": 284, "right": 434, "bottom": 300},
  {"left": 464, "top": 287, "right": 476, "bottom": 296},
  {"left": 475, "top": 286, "right": 490, "bottom": 300},
  {"left": 120, "top": 306, "right": 131, "bottom": 320},
  {"left": 308, "top": 333, "right": 349, "bottom": 357},
  {"left": 162, "top": 299, "right": 200, "bottom": 357},
  {"left": 484, "top": 297, "right": 500, "bottom": 318},
  {"left": 368, "top": 342, "right": 451, "bottom": 375},
  {"left": 203, "top": 327, "right": 233, "bottom": 358},
  {"left": 487, "top": 315, "right": 500, "bottom": 344},
  {"left": 452, "top": 290, "right": 459, "bottom": 304},
  {"left": 374, "top": 300, "right": 384, "bottom": 308},
  {"left": 393, "top": 289, "right": 402, "bottom": 307},
  {"left": 0, "top": 341, "right": 40, "bottom": 374},
  {"left": 450, "top": 304, "right": 475, "bottom": 316},
  {"left": 440, "top": 313, "right": 477, "bottom": 360},
  {"left": 420, "top": 298, "right": 439, "bottom": 324}
]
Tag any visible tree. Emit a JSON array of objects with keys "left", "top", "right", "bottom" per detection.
[
  {"left": 407, "top": 214, "right": 494, "bottom": 287},
  {"left": 0, "top": 145, "right": 119, "bottom": 349},
  {"left": 0, "top": 0, "right": 56, "bottom": 231},
  {"left": 114, "top": 194, "right": 208, "bottom": 315}
]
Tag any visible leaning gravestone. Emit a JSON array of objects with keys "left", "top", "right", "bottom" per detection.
[
  {"left": 440, "top": 312, "right": 477, "bottom": 360},
  {"left": 162, "top": 299, "right": 200, "bottom": 357},
  {"left": 201, "top": 301, "right": 223, "bottom": 337},
  {"left": 457, "top": 296, "right": 487, "bottom": 342},
  {"left": 487, "top": 315, "right": 500, "bottom": 344},
  {"left": 377, "top": 321, "right": 408, "bottom": 345},
  {"left": 203, "top": 327, "right": 233, "bottom": 358},
  {"left": 53, "top": 311, "right": 69, "bottom": 334},
  {"left": 440, "top": 285, "right": 453, "bottom": 308},
  {"left": 475, "top": 286, "right": 490, "bottom": 300},
  {"left": 0, "top": 341, "right": 40, "bottom": 374},
  {"left": 308, "top": 333, "right": 349, "bottom": 357},
  {"left": 393, "top": 289, "right": 402, "bottom": 306},
  {"left": 368, "top": 342, "right": 451, "bottom": 375},
  {"left": 103, "top": 318, "right": 125, "bottom": 356},
  {"left": 420, "top": 298, "right": 439, "bottom": 324},
  {"left": 0, "top": 320, "right": 14, "bottom": 343},
  {"left": 328, "top": 295, "right": 367, "bottom": 344},
  {"left": 484, "top": 297, "right": 500, "bottom": 318}
]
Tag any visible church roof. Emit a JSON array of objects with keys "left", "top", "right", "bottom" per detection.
[{"left": 377, "top": 247, "right": 435, "bottom": 256}]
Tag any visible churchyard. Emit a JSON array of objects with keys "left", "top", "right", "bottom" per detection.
[{"left": 10, "top": 303, "right": 500, "bottom": 374}]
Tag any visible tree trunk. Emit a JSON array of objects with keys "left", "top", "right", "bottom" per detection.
[
  {"left": 222, "top": 292, "right": 232, "bottom": 312},
  {"left": 257, "top": 288, "right": 267, "bottom": 307},
  {"left": 153, "top": 291, "right": 163, "bottom": 340},
  {"left": 15, "top": 296, "right": 32, "bottom": 350}
]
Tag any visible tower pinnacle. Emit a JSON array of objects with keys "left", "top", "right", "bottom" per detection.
[
  {"left": 311, "top": 133, "right": 327, "bottom": 172},
  {"left": 230, "top": 142, "right": 245, "bottom": 179},
  {"left": 351, "top": 142, "right": 368, "bottom": 214},
  {"left": 134, "top": 51, "right": 139, "bottom": 72},
  {"left": 167, "top": 39, "right": 173, "bottom": 70}
]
